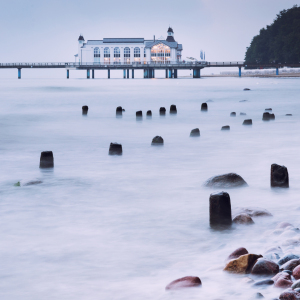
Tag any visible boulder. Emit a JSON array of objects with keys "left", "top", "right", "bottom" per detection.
[
  {"left": 170, "top": 104, "right": 177, "bottom": 114},
  {"left": 224, "top": 254, "right": 262, "bottom": 274},
  {"left": 275, "top": 278, "right": 293, "bottom": 289},
  {"left": 243, "top": 119, "right": 252, "bottom": 125},
  {"left": 227, "top": 247, "right": 249, "bottom": 260},
  {"left": 286, "top": 114, "right": 292, "bottom": 116},
  {"left": 201, "top": 103, "right": 208, "bottom": 111},
  {"left": 82, "top": 105, "right": 88, "bottom": 115},
  {"left": 146, "top": 110, "right": 152, "bottom": 116},
  {"left": 265, "top": 108, "right": 272, "bottom": 111},
  {"left": 263, "top": 112, "right": 271, "bottom": 121},
  {"left": 40, "top": 151, "right": 54, "bottom": 168},
  {"left": 209, "top": 191, "right": 232, "bottom": 228},
  {"left": 116, "top": 106, "right": 122, "bottom": 115},
  {"left": 221, "top": 125, "right": 230, "bottom": 130},
  {"left": 251, "top": 258, "right": 279, "bottom": 276},
  {"left": 240, "top": 112, "right": 247, "bottom": 115},
  {"left": 204, "top": 173, "right": 248, "bottom": 188},
  {"left": 292, "top": 280, "right": 300, "bottom": 290},
  {"left": 190, "top": 128, "right": 200, "bottom": 137},
  {"left": 136, "top": 110, "right": 143, "bottom": 117},
  {"left": 272, "top": 272, "right": 291, "bottom": 283},
  {"left": 270, "top": 113, "right": 275, "bottom": 120},
  {"left": 151, "top": 136, "right": 164, "bottom": 145},
  {"left": 244, "top": 88, "right": 251, "bottom": 91},
  {"left": 271, "top": 164, "right": 289, "bottom": 188},
  {"left": 165, "top": 276, "right": 202, "bottom": 290},
  {"left": 252, "top": 279, "right": 274, "bottom": 287},
  {"left": 230, "top": 112, "right": 236, "bottom": 117},
  {"left": 109, "top": 143, "right": 122, "bottom": 155},
  {"left": 233, "top": 207, "right": 272, "bottom": 218},
  {"left": 279, "top": 289, "right": 300, "bottom": 300},
  {"left": 233, "top": 213, "right": 254, "bottom": 225},
  {"left": 159, "top": 107, "right": 166, "bottom": 115},
  {"left": 293, "top": 265, "right": 300, "bottom": 280},
  {"left": 280, "top": 259, "right": 300, "bottom": 272}
]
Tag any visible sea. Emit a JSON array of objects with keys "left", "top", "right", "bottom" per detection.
[{"left": 0, "top": 76, "right": 300, "bottom": 300}]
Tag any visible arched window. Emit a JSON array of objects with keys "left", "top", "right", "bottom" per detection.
[
  {"left": 114, "top": 47, "right": 120, "bottom": 64},
  {"left": 94, "top": 47, "right": 100, "bottom": 63},
  {"left": 124, "top": 47, "right": 130, "bottom": 57},
  {"left": 104, "top": 47, "right": 110, "bottom": 64},
  {"left": 144, "top": 48, "right": 146, "bottom": 58},
  {"left": 151, "top": 43, "right": 171, "bottom": 63},
  {"left": 134, "top": 47, "right": 140, "bottom": 57}
]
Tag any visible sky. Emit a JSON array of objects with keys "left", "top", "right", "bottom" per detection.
[{"left": 0, "top": 0, "right": 299, "bottom": 76}]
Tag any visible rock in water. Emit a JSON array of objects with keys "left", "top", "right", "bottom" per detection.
[
  {"left": 265, "top": 108, "right": 272, "bottom": 111},
  {"left": 279, "top": 288, "right": 300, "bottom": 300},
  {"left": 170, "top": 105, "right": 177, "bottom": 114},
  {"left": 40, "top": 151, "right": 54, "bottom": 168},
  {"left": 280, "top": 259, "right": 300, "bottom": 272},
  {"left": 24, "top": 180, "right": 43, "bottom": 186},
  {"left": 82, "top": 105, "right": 88, "bottom": 115},
  {"left": 233, "top": 213, "right": 254, "bottom": 225},
  {"left": 221, "top": 126, "right": 230, "bottom": 130},
  {"left": 243, "top": 119, "right": 252, "bottom": 125},
  {"left": 159, "top": 107, "right": 166, "bottom": 115},
  {"left": 224, "top": 254, "right": 262, "bottom": 274},
  {"left": 151, "top": 136, "right": 164, "bottom": 145},
  {"left": 233, "top": 207, "right": 272, "bottom": 217},
  {"left": 271, "top": 164, "right": 289, "bottom": 188},
  {"left": 263, "top": 112, "right": 271, "bottom": 121},
  {"left": 209, "top": 191, "right": 232, "bottom": 228},
  {"left": 230, "top": 112, "right": 236, "bottom": 117},
  {"left": 14, "top": 181, "right": 21, "bottom": 187},
  {"left": 278, "top": 254, "right": 300, "bottom": 266},
  {"left": 116, "top": 106, "right": 122, "bottom": 115},
  {"left": 146, "top": 110, "right": 152, "bottom": 116},
  {"left": 122, "top": 108, "right": 125, "bottom": 112},
  {"left": 190, "top": 128, "right": 200, "bottom": 137},
  {"left": 293, "top": 266, "right": 300, "bottom": 280},
  {"left": 292, "top": 280, "right": 300, "bottom": 290},
  {"left": 252, "top": 279, "right": 274, "bottom": 287},
  {"left": 286, "top": 114, "right": 292, "bottom": 116},
  {"left": 201, "top": 103, "right": 208, "bottom": 111},
  {"left": 244, "top": 88, "right": 251, "bottom": 91},
  {"left": 136, "top": 111, "right": 142, "bottom": 117},
  {"left": 109, "top": 143, "right": 122, "bottom": 155},
  {"left": 270, "top": 113, "right": 275, "bottom": 120},
  {"left": 240, "top": 112, "right": 247, "bottom": 115},
  {"left": 165, "top": 276, "right": 202, "bottom": 290},
  {"left": 251, "top": 258, "right": 279, "bottom": 275},
  {"left": 227, "top": 247, "right": 249, "bottom": 260},
  {"left": 204, "top": 173, "right": 248, "bottom": 188}
]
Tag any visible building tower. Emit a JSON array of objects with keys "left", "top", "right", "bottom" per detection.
[
  {"left": 78, "top": 34, "right": 85, "bottom": 64},
  {"left": 166, "top": 27, "right": 175, "bottom": 42}
]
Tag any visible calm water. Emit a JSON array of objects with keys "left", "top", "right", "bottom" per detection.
[{"left": 0, "top": 77, "right": 300, "bottom": 300}]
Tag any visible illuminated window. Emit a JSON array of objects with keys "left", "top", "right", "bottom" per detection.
[
  {"left": 114, "top": 47, "right": 120, "bottom": 57},
  {"left": 124, "top": 47, "right": 130, "bottom": 64},
  {"left": 94, "top": 47, "right": 100, "bottom": 63},
  {"left": 104, "top": 47, "right": 110, "bottom": 64},
  {"left": 151, "top": 43, "right": 171, "bottom": 62}
]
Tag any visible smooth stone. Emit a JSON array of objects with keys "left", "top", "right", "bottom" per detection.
[
  {"left": 296, "top": 289, "right": 300, "bottom": 293},
  {"left": 263, "top": 112, "right": 271, "bottom": 121},
  {"left": 82, "top": 105, "right": 88, "bottom": 115},
  {"left": 252, "top": 279, "right": 274, "bottom": 287},
  {"left": 209, "top": 191, "right": 232, "bottom": 228},
  {"left": 151, "top": 136, "right": 164, "bottom": 145},
  {"left": 270, "top": 113, "right": 275, "bottom": 120},
  {"left": 40, "top": 151, "right": 54, "bottom": 168},
  {"left": 242, "top": 277, "right": 254, "bottom": 284},
  {"left": 244, "top": 88, "right": 251, "bottom": 91},
  {"left": 109, "top": 143, "right": 122, "bottom": 155},
  {"left": 292, "top": 280, "right": 300, "bottom": 289},
  {"left": 293, "top": 265, "right": 300, "bottom": 280},
  {"left": 230, "top": 112, "right": 236, "bottom": 117},
  {"left": 201, "top": 103, "right": 208, "bottom": 111},
  {"left": 24, "top": 180, "right": 43, "bottom": 186},
  {"left": 136, "top": 110, "right": 142, "bottom": 117},
  {"left": 204, "top": 173, "right": 248, "bottom": 188},
  {"left": 170, "top": 104, "right": 177, "bottom": 114},
  {"left": 283, "top": 270, "right": 293, "bottom": 275},
  {"left": 221, "top": 125, "right": 230, "bottom": 130},
  {"left": 243, "top": 119, "right": 252, "bottom": 125},
  {"left": 224, "top": 254, "right": 263, "bottom": 274},
  {"left": 265, "top": 108, "right": 272, "bottom": 111},
  {"left": 233, "top": 213, "right": 254, "bottom": 225},
  {"left": 278, "top": 254, "right": 299, "bottom": 266},
  {"left": 146, "top": 110, "right": 152, "bottom": 116},
  {"left": 240, "top": 112, "right": 247, "bottom": 115},
  {"left": 264, "top": 252, "right": 280, "bottom": 262},
  {"left": 190, "top": 128, "right": 200, "bottom": 137},
  {"left": 271, "top": 164, "right": 289, "bottom": 188},
  {"left": 277, "top": 223, "right": 293, "bottom": 229},
  {"left": 265, "top": 246, "right": 282, "bottom": 254},
  {"left": 254, "top": 292, "right": 264, "bottom": 299},
  {"left": 227, "top": 247, "right": 249, "bottom": 260},
  {"left": 286, "top": 114, "right": 292, "bottom": 116},
  {"left": 272, "top": 272, "right": 291, "bottom": 283},
  {"left": 279, "top": 288, "right": 300, "bottom": 300},
  {"left": 165, "top": 276, "right": 202, "bottom": 290},
  {"left": 233, "top": 207, "right": 272, "bottom": 217},
  {"left": 159, "top": 107, "right": 166, "bottom": 115},
  {"left": 275, "top": 278, "right": 293, "bottom": 289},
  {"left": 280, "top": 259, "right": 300, "bottom": 272},
  {"left": 251, "top": 258, "right": 279, "bottom": 276}
]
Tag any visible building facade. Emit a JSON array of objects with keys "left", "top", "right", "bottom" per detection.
[{"left": 76, "top": 27, "right": 183, "bottom": 65}]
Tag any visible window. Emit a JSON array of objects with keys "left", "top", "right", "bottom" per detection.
[
  {"left": 151, "top": 43, "right": 171, "bottom": 63},
  {"left": 104, "top": 47, "right": 110, "bottom": 64},
  {"left": 124, "top": 47, "right": 130, "bottom": 64},
  {"left": 144, "top": 48, "right": 146, "bottom": 58},
  {"left": 94, "top": 47, "right": 100, "bottom": 63},
  {"left": 134, "top": 47, "right": 140, "bottom": 57},
  {"left": 114, "top": 47, "right": 120, "bottom": 64}
]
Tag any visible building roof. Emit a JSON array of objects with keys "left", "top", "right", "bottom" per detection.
[
  {"left": 166, "top": 36, "right": 175, "bottom": 42},
  {"left": 78, "top": 35, "right": 84, "bottom": 41},
  {"left": 167, "top": 27, "right": 174, "bottom": 33},
  {"left": 103, "top": 38, "right": 144, "bottom": 43},
  {"left": 145, "top": 40, "right": 179, "bottom": 49}
]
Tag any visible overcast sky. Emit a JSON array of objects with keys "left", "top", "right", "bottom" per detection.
[{"left": 0, "top": 0, "right": 299, "bottom": 73}]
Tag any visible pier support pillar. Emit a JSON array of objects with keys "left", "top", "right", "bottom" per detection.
[
  {"left": 66, "top": 69, "right": 69, "bottom": 79},
  {"left": 87, "top": 69, "right": 90, "bottom": 79},
  {"left": 169, "top": 69, "right": 172, "bottom": 78},
  {"left": 132, "top": 69, "right": 134, "bottom": 79},
  {"left": 149, "top": 68, "right": 154, "bottom": 78},
  {"left": 193, "top": 69, "right": 201, "bottom": 78},
  {"left": 276, "top": 68, "right": 279, "bottom": 75},
  {"left": 92, "top": 69, "right": 94, "bottom": 79},
  {"left": 18, "top": 68, "right": 21, "bottom": 79},
  {"left": 123, "top": 69, "right": 126, "bottom": 79},
  {"left": 165, "top": 69, "right": 168, "bottom": 78},
  {"left": 108, "top": 69, "right": 110, "bottom": 79},
  {"left": 127, "top": 69, "right": 129, "bottom": 79},
  {"left": 238, "top": 67, "right": 241, "bottom": 77},
  {"left": 144, "top": 69, "right": 148, "bottom": 78},
  {"left": 174, "top": 69, "right": 178, "bottom": 78}
]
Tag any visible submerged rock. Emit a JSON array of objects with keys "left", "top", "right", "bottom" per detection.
[
  {"left": 190, "top": 128, "right": 200, "bottom": 137},
  {"left": 209, "top": 191, "right": 232, "bottom": 228},
  {"left": 286, "top": 114, "right": 292, "bottom": 116},
  {"left": 227, "top": 247, "right": 249, "bottom": 260},
  {"left": 252, "top": 279, "right": 274, "bottom": 287},
  {"left": 265, "top": 108, "right": 272, "bottom": 111},
  {"left": 122, "top": 108, "right": 125, "bottom": 112},
  {"left": 230, "top": 112, "right": 236, "bottom": 117},
  {"left": 277, "top": 222, "right": 293, "bottom": 229},
  {"left": 240, "top": 100, "right": 248, "bottom": 102},
  {"left": 275, "top": 278, "right": 293, "bottom": 289},
  {"left": 221, "top": 125, "right": 230, "bottom": 130},
  {"left": 151, "top": 136, "right": 164, "bottom": 145},
  {"left": 165, "top": 276, "right": 202, "bottom": 290},
  {"left": 273, "top": 272, "right": 291, "bottom": 283},
  {"left": 292, "top": 280, "right": 300, "bottom": 290},
  {"left": 201, "top": 103, "right": 208, "bottom": 111},
  {"left": 243, "top": 119, "right": 252, "bottom": 125},
  {"left": 233, "top": 207, "right": 272, "bottom": 218},
  {"left": 204, "top": 173, "right": 248, "bottom": 188},
  {"left": 251, "top": 258, "right": 279, "bottom": 276},
  {"left": 170, "top": 104, "right": 177, "bottom": 114},
  {"left": 24, "top": 180, "right": 43, "bottom": 186},
  {"left": 224, "top": 254, "right": 262, "bottom": 274},
  {"left": 233, "top": 213, "right": 254, "bottom": 225},
  {"left": 244, "top": 88, "right": 251, "bottom": 91},
  {"left": 278, "top": 254, "right": 299, "bottom": 266},
  {"left": 40, "top": 151, "right": 54, "bottom": 168},
  {"left": 279, "top": 288, "right": 300, "bottom": 300},
  {"left": 109, "top": 143, "right": 122, "bottom": 155},
  {"left": 82, "top": 105, "right": 88, "bottom": 115},
  {"left": 293, "top": 265, "right": 300, "bottom": 280},
  {"left": 280, "top": 259, "right": 300, "bottom": 272},
  {"left": 263, "top": 112, "right": 271, "bottom": 121},
  {"left": 271, "top": 164, "right": 289, "bottom": 188},
  {"left": 240, "top": 112, "right": 247, "bottom": 115}
]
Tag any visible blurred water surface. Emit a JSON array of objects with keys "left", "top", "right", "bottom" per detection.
[{"left": 0, "top": 77, "right": 300, "bottom": 300}]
